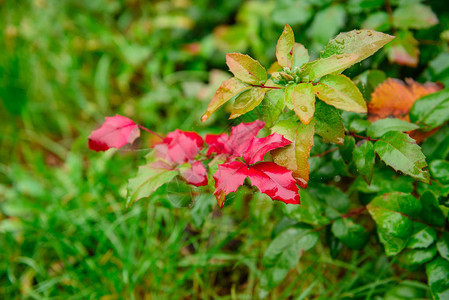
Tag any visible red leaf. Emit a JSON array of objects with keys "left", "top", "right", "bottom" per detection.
[
  {"left": 243, "top": 134, "right": 291, "bottom": 165},
  {"left": 248, "top": 162, "right": 300, "bottom": 204},
  {"left": 88, "top": 115, "right": 140, "bottom": 151},
  {"left": 213, "top": 161, "right": 249, "bottom": 208},
  {"left": 213, "top": 161, "right": 299, "bottom": 207},
  {"left": 163, "top": 129, "right": 203, "bottom": 164},
  {"left": 154, "top": 130, "right": 208, "bottom": 187},
  {"left": 205, "top": 120, "right": 265, "bottom": 158},
  {"left": 180, "top": 161, "right": 208, "bottom": 187}
]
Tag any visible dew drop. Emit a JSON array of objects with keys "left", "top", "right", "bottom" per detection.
[
  {"left": 367, "top": 31, "right": 373, "bottom": 36},
  {"left": 356, "top": 30, "right": 361, "bottom": 34},
  {"left": 300, "top": 106, "right": 308, "bottom": 112}
]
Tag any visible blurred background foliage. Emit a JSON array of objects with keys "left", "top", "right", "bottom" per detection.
[{"left": 1, "top": 0, "right": 449, "bottom": 298}]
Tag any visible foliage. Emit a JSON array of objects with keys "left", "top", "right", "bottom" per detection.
[{"left": 2, "top": 0, "right": 449, "bottom": 299}]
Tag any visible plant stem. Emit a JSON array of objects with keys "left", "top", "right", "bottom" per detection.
[
  {"left": 138, "top": 125, "right": 165, "bottom": 140},
  {"left": 250, "top": 84, "right": 282, "bottom": 90}
]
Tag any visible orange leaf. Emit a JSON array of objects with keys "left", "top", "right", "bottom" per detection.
[
  {"left": 368, "top": 78, "right": 442, "bottom": 122},
  {"left": 368, "top": 78, "right": 443, "bottom": 142}
]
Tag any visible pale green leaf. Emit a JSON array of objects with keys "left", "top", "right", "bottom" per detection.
[
  {"left": 230, "top": 87, "right": 266, "bottom": 119},
  {"left": 313, "top": 74, "right": 367, "bottom": 113},
  {"left": 374, "top": 131, "right": 430, "bottom": 183}
]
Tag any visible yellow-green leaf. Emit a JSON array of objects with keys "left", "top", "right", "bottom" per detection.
[
  {"left": 230, "top": 87, "right": 266, "bottom": 119},
  {"left": 271, "top": 119, "right": 315, "bottom": 188},
  {"left": 301, "top": 53, "right": 360, "bottom": 81},
  {"left": 292, "top": 43, "right": 309, "bottom": 69},
  {"left": 313, "top": 74, "right": 367, "bottom": 113},
  {"left": 292, "top": 83, "right": 315, "bottom": 125},
  {"left": 202, "top": 78, "right": 249, "bottom": 122},
  {"left": 276, "top": 24, "right": 295, "bottom": 68},
  {"left": 226, "top": 53, "right": 267, "bottom": 85},
  {"left": 321, "top": 29, "right": 395, "bottom": 63}
]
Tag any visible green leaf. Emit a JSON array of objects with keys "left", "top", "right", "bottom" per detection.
[
  {"left": 314, "top": 74, "right": 367, "bottom": 113},
  {"left": 314, "top": 101, "right": 345, "bottom": 144},
  {"left": 410, "top": 89, "right": 449, "bottom": 131},
  {"left": 353, "top": 140, "right": 375, "bottom": 184},
  {"left": 367, "top": 119, "right": 419, "bottom": 138},
  {"left": 367, "top": 192, "right": 422, "bottom": 256},
  {"left": 261, "top": 226, "right": 319, "bottom": 290},
  {"left": 276, "top": 24, "right": 295, "bottom": 68},
  {"left": 398, "top": 245, "right": 437, "bottom": 266},
  {"left": 393, "top": 3, "right": 438, "bottom": 30},
  {"left": 420, "top": 191, "right": 446, "bottom": 227},
  {"left": 407, "top": 222, "right": 437, "bottom": 249},
  {"left": 362, "top": 11, "right": 391, "bottom": 32},
  {"left": 127, "top": 164, "right": 178, "bottom": 207},
  {"left": 384, "top": 281, "right": 428, "bottom": 299},
  {"left": 374, "top": 131, "right": 430, "bottom": 183},
  {"left": 292, "top": 83, "right": 315, "bottom": 125},
  {"left": 321, "top": 29, "right": 395, "bottom": 64},
  {"left": 308, "top": 4, "right": 346, "bottom": 45},
  {"left": 309, "top": 184, "right": 350, "bottom": 217},
  {"left": 301, "top": 54, "right": 360, "bottom": 81},
  {"left": 226, "top": 53, "right": 267, "bottom": 85},
  {"left": 292, "top": 43, "right": 309, "bottom": 69},
  {"left": 353, "top": 167, "right": 414, "bottom": 195},
  {"left": 190, "top": 193, "right": 214, "bottom": 228},
  {"left": 282, "top": 189, "right": 330, "bottom": 226},
  {"left": 426, "top": 257, "right": 449, "bottom": 299},
  {"left": 437, "top": 232, "right": 449, "bottom": 261},
  {"left": 331, "top": 218, "right": 369, "bottom": 250},
  {"left": 261, "top": 89, "right": 285, "bottom": 128},
  {"left": 430, "top": 160, "right": 449, "bottom": 184},
  {"left": 230, "top": 87, "right": 266, "bottom": 119},
  {"left": 202, "top": 78, "right": 249, "bottom": 122},
  {"left": 421, "top": 126, "right": 449, "bottom": 160}
]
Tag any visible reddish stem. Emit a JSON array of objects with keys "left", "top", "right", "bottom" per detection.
[
  {"left": 349, "top": 132, "right": 379, "bottom": 142},
  {"left": 250, "top": 84, "right": 282, "bottom": 90},
  {"left": 138, "top": 125, "right": 165, "bottom": 140}
]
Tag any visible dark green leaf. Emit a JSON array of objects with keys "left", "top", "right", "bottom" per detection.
[
  {"left": 410, "top": 89, "right": 449, "bottom": 131},
  {"left": 374, "top": 131, "right": 430, "bottom": 183},
  {"left": 437, "top": 232, "right": 449, "bottom": 262},
  {"left": 282, "top": 189, "right": 330, "bottom": 226},
  {"left": 354, "top": 140, "right": 375, "bottom": 184},
  {"left": 314, "top": 101, "right": 345, "bottom": 144},
  {"left": 353, "top": 167, "right": 414, "bottom": 194},
  {"left": 367, "top": 119, "right": 419, "bottom": 138},
  {"left": 332, "top": 218, "right": 369, "bottom": 250},
  {"left": 426, "top": 257, "right": 449, "bottom": 299},
  {"left": 384, "top": 280, "right": 428, "bottom": 300},
  {"left": 407, "top": 222, "right": 437, "bottom": 249},
  {"left": 398, "top": 245, "right": 437, "bottom": 266},
  {"left": 190, "top": 193, "right": 214, "bottom": 228},
  {"left": 261, "top": 226, "right": 319, "bottom": 290},
  {"left": 367, "top": 192, "right": 422, "bottom": 256},
  {"left": 430, "top": 160, "right": 449, "bottom": 184},
  {"left": 420, "top": 191, "right": 446, "bottom": 227}
]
